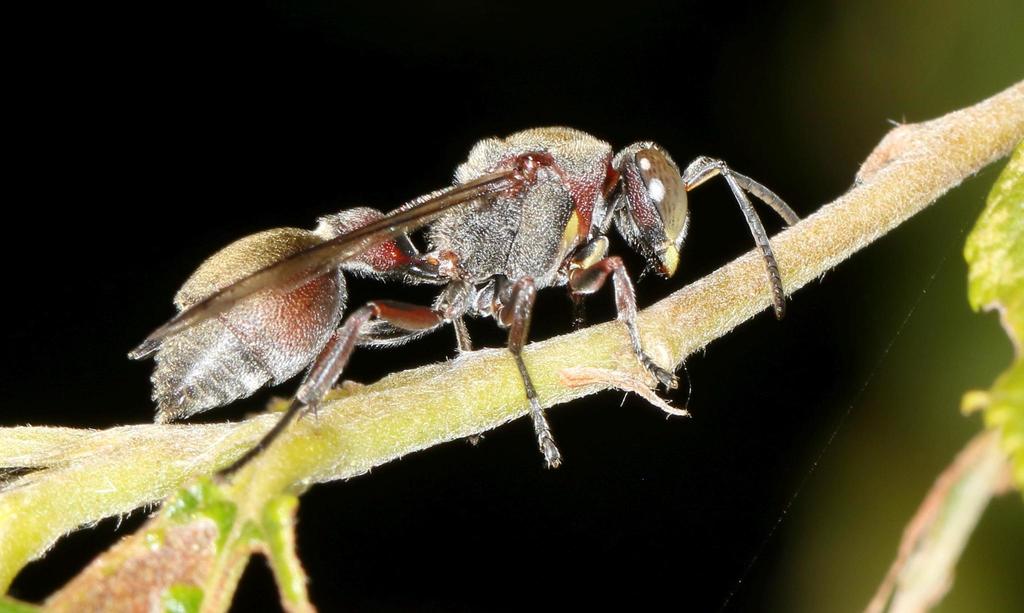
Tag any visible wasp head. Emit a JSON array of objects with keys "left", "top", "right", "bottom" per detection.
[{"left": 612, "top": 142, "right": 689, "bottom": 277}]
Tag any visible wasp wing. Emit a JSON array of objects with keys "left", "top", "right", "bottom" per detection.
[{"left": 129, "top": 170, "right": 515, "bottom": 356}]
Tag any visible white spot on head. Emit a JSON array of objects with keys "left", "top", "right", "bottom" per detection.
[
  {"left": 638, "top": 157, "right": 652, "bottom": 171},
  {"left": 647, "top": 178, "right": 665, "bottom": 203}
]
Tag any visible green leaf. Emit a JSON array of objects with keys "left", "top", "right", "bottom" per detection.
[
  {"left": 262, "top": 495, "right": 313, "bottom": 611},
  {"left": 161, "top": 584, "right": 204, "bottom": 613},
  {"left": 964, "top": 141, "right": 1024, "bottom": 491},
  {"left": 164, "top": 479, "right": 238, "bottom": 550},
  {"left": 0, "top": 596, "right": 40, "bottom": 613}
]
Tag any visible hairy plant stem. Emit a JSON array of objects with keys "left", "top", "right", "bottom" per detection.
[{"left": 1, "top": 81, "right": 1022, "bottom": 593}]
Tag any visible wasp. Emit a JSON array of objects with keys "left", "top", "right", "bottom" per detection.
[{"left": 130, "top": 127, "right": 798, "bottom": 473}]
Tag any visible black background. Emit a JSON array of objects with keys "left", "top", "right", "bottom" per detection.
[{"left": 5, "top": 1, "right": 1023, "bottom": 611}]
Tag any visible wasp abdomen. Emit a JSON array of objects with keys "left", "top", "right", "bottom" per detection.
[{"left": 151, "top": 228, "right": 346, "bottom": 422}]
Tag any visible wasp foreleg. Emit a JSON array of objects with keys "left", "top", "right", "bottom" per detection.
[
  {"left": 682, "top": 156, "right": 799, "bottom": 319},
  {"left": 569, "top": 255, "right": 678, "bottom": 390},
  {"left": 569, "top": 292, "right": 587, "bottom": 331}
]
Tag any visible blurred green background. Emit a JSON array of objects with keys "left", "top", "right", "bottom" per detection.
[{"left": 753, "top": 1, "right": 1023, "bottom": 610}]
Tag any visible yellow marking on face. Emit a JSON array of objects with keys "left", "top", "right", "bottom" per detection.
[{"left": 660, "top": 244, "right": 680, "bottom": 277}]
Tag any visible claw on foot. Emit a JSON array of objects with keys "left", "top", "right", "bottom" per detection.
[
  {"left": 642, "top": 357, "right": 678, "bottom": 390},
  {"left": 540, "top": 435, "right": 563, "bottom": 468},
  {"left": 529, "top": 405, "right": 563, "bottom": 468}
]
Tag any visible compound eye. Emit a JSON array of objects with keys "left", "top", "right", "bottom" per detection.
[
  {"left": 633, "top": 148, "right": 679, "bottom": 206},
  {"left": 612, "top": 142, "right": 689, "bottom": 277},
  {"left": 632, "top": 147, "right": 687, "bottom": 247}
]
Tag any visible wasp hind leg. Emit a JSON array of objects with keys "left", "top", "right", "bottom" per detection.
[{"left": 218, "top": 300, "right": 445, "bottom": 477}]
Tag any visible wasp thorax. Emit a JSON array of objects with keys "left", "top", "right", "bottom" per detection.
[{"left": 613, "top": 143, "right": 689, "bottom": 277}]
